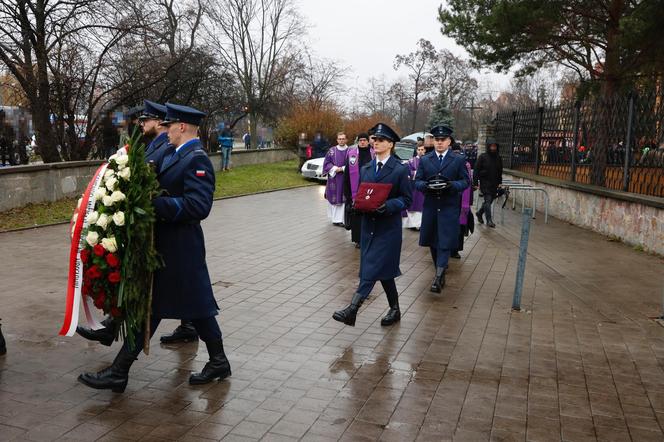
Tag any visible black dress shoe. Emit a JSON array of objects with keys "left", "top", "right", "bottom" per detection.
[
  {"left": 487, "top": 221, "right": 496, "bottom": 228},
  {"left": 160, "top": 322, "right": 199, "bottom": 343},
  {"left": 76, "top": 325, "right": 114, "bottom": 346},
  {"left": 476, "top": 211, "right": 484, "bottom": 224},
  {"left": 332, "top": 293, "right": 364, "bottom": 326},
  {"left": 380, "top": 308, "right": 401, "bottom": 326},
  {"left": 451, "top": 252, "right": 461, "bottom": 259},
  {"left": 189, "top": 340, "right": 231, "bottom": 384},
  {"left": 430, "top": 267, "right": 446, "bottom": 293}
]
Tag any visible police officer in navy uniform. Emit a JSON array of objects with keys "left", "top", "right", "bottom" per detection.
[
  {"left": 75, "top": 100, "right": 203, "bottom": 346},
  {"left": 332, "top": 123, "right": 412, "bottom": 327},
  {"left": 78, "top": 103, "right": 231, "bottom": 392},
  {"left": 415, "top": 125, "right": 469, "bottom": 293}
]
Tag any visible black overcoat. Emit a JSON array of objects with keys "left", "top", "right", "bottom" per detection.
[
  {"left": 358, "top": 156, "right": 412, "bottom": 281},
  {"left": 151, "top": 138, "right": 218, "bottom": 319},
  {"left": 415, "top": 151, "right": 470, "bottom": 250}
]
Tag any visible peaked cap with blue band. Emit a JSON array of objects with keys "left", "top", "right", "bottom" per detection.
[
  {"left": 372, "top": 123, "right": 400, "bottom": 142},
  {"left": 161, "top": 103, "right": 207, "bottom": 126},
  {"left": 430, "top": 125, "right": 454, "bottom": 139},
  {"left": 139, "top": 100, "right": 167, "bottom": 120}
]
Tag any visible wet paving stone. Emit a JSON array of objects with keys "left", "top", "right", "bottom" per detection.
[{"left": 1, "top": 186, "right": 663, "bottom": 441}]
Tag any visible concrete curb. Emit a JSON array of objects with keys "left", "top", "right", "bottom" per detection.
[{"left": 0, "top": 183, "right": 320, "bottom": 234}]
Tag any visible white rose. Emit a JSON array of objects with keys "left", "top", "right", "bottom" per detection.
[
  {"left": 118, "top": 167, "right": 131, "bottom": 181},
  {"left": 85, "top": 231, "right": 99, "bottom": 246},
  {"left": 105, "top": 176, "right": 118, "bottom": 191},
  {"left": 110, "top": 190, "right": 126, "bottom": 203},
  {"left": 112, "top": 211, "right": 125, "bottom": 226},
  {"left": 115, "top": 155, "right": 129, "bottom": 166},
  {"left": 103, "top": 195, "right": 114, "bottom": 207},
  {"left": 86, "top": 211, "right": 99, "bottom": 225},
  {"left": 104, "top": 169, "right": 115, "bottom": 180},
  {"left": 94, "top": 187, "right": 107, "bottom": 201},
  {"left": 96, "top": 213, "right": 110, "bottom": 230},
  {"left": 101, "top": 237, "right": 117, "bottom": 253},
  {"left": 117, "top": 163, "right": 126, "bottom": 171}
]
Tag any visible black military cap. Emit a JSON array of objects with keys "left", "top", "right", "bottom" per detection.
[
  {"left": 430, "top": 125, "right": 454, "bottom": 139},
  {"left": 372, "top": 123, "right": 400, "bottom": 142},
  {"left": 138, "top": 100, "right": 167, "bottom": 120},
  {"left": 161, "top": 103, "right": 207, "bottom": 126}
]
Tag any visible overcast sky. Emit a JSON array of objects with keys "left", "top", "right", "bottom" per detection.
[{"left": 297, "top": 0, "right": 512, "bottom": 101}]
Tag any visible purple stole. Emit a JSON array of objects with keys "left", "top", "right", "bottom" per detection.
[{"left": 347, "top": 146, "right": 375, "bottom": 200}]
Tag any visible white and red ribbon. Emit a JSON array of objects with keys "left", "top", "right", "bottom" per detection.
[{"left": 59, "top": 163, "right": 109, "bottom": 336}]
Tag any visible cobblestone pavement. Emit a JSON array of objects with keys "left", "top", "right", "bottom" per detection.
[{"left": 1, "top": 185, "right": 663, "bottom": 441}]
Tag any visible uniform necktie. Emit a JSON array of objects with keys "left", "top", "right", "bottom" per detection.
[
  {"left": 439, "top": 154, "right": 444, "bottom": 164},
  {"left": 376, "top": 161, "right": 383, "bottom": 174}
]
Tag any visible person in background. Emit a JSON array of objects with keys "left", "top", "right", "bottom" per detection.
[
  {"left": 403, "top": 144, "right": 426, "bottom": 230},
  {"left": 218, "top": 129, "right": 234, "bottom": 171},
  {"left": 474, "top": 139, "right": 503, "bottom": 228},
  {"left": 323, "top": 132, "right": 350, "bottom": 226},
  {"left": 423, "top": 134, "right": 434, "bottom": 153},
  {"left": 344, "top": 132, "right": 374, "bottom": 246},
  {"left": 451, "top": 143, "right": 473, "bottom": 258},
  {"left": 243, "top": 132, "right": 251, "bottom": 150}
]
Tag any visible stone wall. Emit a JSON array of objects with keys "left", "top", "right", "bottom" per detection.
[
  {"left": 505, "top": 170, "right": 664, "bottom": 255},
  {"left": 0, "top": 148, "right": 296, "bottom": 212}
]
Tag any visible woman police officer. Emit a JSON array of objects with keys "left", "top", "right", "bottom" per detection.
[{"left": 332, "top": 123, "right": 412, "bottom": 327}]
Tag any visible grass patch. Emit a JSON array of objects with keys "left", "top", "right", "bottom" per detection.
[
  {"left": 0, "top": 159, "right": 315, "bottom": 232},
  {"left": 214, "top": 159, "right": 315, "bottom": 198},
  {"left": 0, "top": 197, "right": 77, "bottom": 231}
]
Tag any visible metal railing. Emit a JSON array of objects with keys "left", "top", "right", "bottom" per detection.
[{"left": 493, "top": 89, "right": 664, "bottom": 198}]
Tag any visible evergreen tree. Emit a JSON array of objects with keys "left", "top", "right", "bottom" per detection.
[{"left": 427, "top": 93, "right": 454, "bottom": 129}]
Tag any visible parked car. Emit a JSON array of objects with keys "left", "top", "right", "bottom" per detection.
[
  {"left": 301, "top": 157, "right": 327, "bottom": 182},
  {"left": 394, "top": 140, "right": 417, "bottom": 162}
]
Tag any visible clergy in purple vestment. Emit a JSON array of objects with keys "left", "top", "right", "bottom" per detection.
[
  {"left": 403, "top": 144, "right": 426, "bottom": 229},
  {"left": 323, "top": 132, "right": 349, "bottom": 225}
]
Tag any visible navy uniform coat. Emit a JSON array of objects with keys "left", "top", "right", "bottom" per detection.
[
  {"left": 145, "top": 132, "right": 170, "bottom": 172},
  {"left": 358, "top": 156, "right": 412, "bottom": 281},
  {"left": 151, "top": 138, "right": 218, "bottom": 319},
  {"left": 415, "top": 150, "right": 470, "bottom": 250}
]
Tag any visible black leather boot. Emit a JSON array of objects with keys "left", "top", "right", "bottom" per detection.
[
  {"left": 430, "top": 267, "right": 446, "bottom": 293},
  {"left": 160, "top": 320, "right": 199, "bottom": 343},
  {"left": 76, "top": 316, "right": 115, "bottom": 346},
  {"left": 332, "top": 293, "right": 364, "bottom": 326},
  {"left": 381, "top": 291, "right": 401, "bottom": 326},
  {"left": 0, "top": 321, "right": 6, "bottom": 355},
  {"left": 476, "top": 210, "right": 484, "bottom": 224},
  {"left": 189, "top": 340, "right": 232, "bottom": 385},
  {"left": 78, "top": 345, "right": 140, "bottom": 393}
]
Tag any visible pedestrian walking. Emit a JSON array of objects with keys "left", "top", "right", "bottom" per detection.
[
  {"left": 343, "top": 132, "right": 375, "bottom": 247},
  {"left": 243, "top": 132, "right": 251, "bottom": 150},
  {"left": 451, "top": 143, "right": 474, "bottom": 259},
  {"left": 474, "top": 138, "right": 503, "bottom": 228},
  {"left": 332, "top": 123, "right": 412, "bottom": 327},
  {"left": 218, "top": 129, "right": 234, "bottom": 171},
  {"left": 323, "top": 132, "right": 350, "bottom": 226},
  {"left": 78, "top": 103, "right": 231, "bottom": 393},
  {"left": 415, "top": 125, "right": 470, "bottom": 293},
  {"left": 403, "top": 144, "right": 426, "bottom": 229}
]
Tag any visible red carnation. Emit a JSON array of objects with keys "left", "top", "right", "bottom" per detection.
[
  {"left": 86, "top": 265, "right": 102, "bottom": 280},
  {"left": 110, "top": 307, "right": 122, "bottom": 318},
  {"left": 82, "top": 283, "right": 91, "bottom": 296},
  {"left": 93, "top": 244, "right": 105, "bottom": 257},
  {"left": 105, "top": 253, "right": 120, "bottom": 268},
  {"left": 108, "top": 271, "right": 121, "bottom": 284},
  {"left": 80, "top": 248, "right": 90, "bottom": 264}
]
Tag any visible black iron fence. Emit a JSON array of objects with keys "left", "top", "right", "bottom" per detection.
[{"left": 493, "top": 90, "right": 664, "bottom": 198}]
